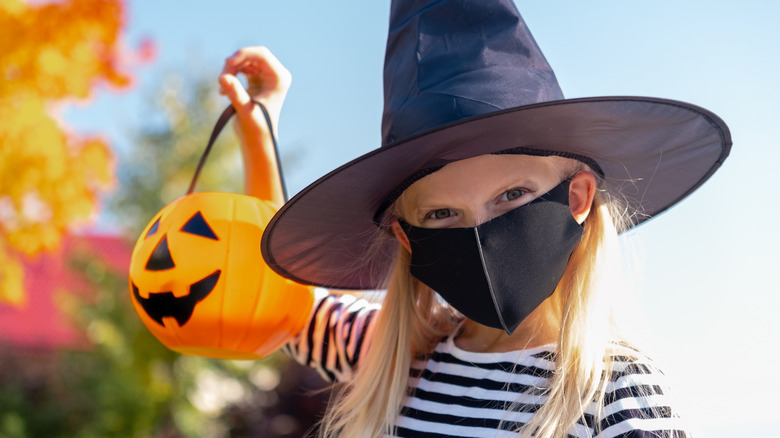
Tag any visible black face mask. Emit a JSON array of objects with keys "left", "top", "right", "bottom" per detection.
[{"left": 399, "top": 180, "right": 583, "bottom": 334}]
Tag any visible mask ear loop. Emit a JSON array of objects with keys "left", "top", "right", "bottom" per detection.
[{"left": 186, "top": 100, "right": 287, "bottom": 201}]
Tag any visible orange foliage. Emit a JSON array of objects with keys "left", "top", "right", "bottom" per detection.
[{"left": 0, "top": 0, "right": 138, "bottom": 305}]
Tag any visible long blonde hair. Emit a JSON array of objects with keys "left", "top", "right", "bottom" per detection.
[
  {"left": 517, "top": 189, "right": 632, "bottom": 437},
  {"left": 319, "top": 183, "right": 637, "bottom": 437}
]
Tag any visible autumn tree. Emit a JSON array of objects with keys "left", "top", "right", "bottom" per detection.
[
  {"left": 0, "top": 72, "right": 328, "bottom": 437},
  {"left": 0, "top": 68, "right": 308, "bottom": 436},
  {"left": 0, "top": 0, "right": 144, "bottom": 305}
]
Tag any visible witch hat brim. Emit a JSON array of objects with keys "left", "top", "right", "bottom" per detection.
[
  {"left": 260, "top": 0, "right": 731, "bottom": 290},
  {"left": 261, "top": 96, "right": 730, "bottom": 290}
]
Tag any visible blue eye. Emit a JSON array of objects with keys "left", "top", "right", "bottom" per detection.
[
  {"left": 502, "top": 188, "right": 525, "bottom": 201},
  {"left": 431, "top": 209, "right": 453, "bottom": 219}
]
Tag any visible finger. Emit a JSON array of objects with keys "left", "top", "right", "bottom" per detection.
[
  {"left": 221, "top": 47, "right": 290, "bottom": 86},
  {"left": 218, "top": 74, "right": 254, "bottom": 116},
  {"left": 221, "top": 47, "right": 273, "bottom": 76}
]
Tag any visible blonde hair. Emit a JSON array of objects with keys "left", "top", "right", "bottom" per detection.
[
  {"left": 517, "top": 190, "right": 631, "bottom": 437},
  {"left": 318, "top": 246, "right": 459, "bottom": 437},
  {"left": 319, "top": 179, "right": 639, "bottom": 437}
]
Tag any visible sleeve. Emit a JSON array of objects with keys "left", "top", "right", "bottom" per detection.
[
  {"left": 592, "top": 353, "right": 691, "bottom": 438},
  {"left": 281, "top": 288, "right": 381, "bottom": 383}
]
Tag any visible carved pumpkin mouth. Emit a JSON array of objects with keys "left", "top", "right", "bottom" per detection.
[{"left": 131, "top": 270, "right": 221, "bottom": 327}]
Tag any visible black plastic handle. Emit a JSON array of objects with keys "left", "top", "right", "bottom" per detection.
[{"left": 187, "top": 100, "right": 287, "bottom": 201}]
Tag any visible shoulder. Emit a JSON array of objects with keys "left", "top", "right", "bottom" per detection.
[
  {"left": 608, "top": 344, "right": 668, "bottom": 390},
  {"left": 594, "top": 344, "right": 690, "bottom": 438}
]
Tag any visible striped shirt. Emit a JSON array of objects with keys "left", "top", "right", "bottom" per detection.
[{"left": 284, "top": 290, "right": 688, "bottom": 437}]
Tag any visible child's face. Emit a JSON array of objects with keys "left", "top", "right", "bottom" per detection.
[
  {"left": 391, "top": 153, "right": 595, "bottom": 333},
  {"left": 397, "top": 154, "right": 574, "bottom": 229}
]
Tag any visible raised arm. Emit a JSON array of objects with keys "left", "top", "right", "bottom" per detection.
[{"left": 219, "top": 46, "right": 291, "bottom": 206}]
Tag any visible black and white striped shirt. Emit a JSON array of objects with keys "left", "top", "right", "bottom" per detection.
[{"left": 284, "top": 291, "right": 688, "bottom": 437}]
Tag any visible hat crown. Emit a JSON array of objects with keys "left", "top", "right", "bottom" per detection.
[{"left": 381, "top": 0, "right": 564, "bottom": 145}]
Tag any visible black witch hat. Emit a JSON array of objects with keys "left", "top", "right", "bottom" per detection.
[{"left": 261, "top": 0, "right": 731, "bottom": 290}]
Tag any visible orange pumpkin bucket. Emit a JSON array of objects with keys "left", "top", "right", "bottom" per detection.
[{"left": 129, "top": 102, "right": 313, "bottom": 359}]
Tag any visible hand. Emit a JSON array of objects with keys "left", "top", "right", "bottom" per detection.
[
  {"left": 219, "top": 47, "right": 291, "bottom": 205},
  {"left": 219, "top": 46, "right": 291, "bottom": 139}
]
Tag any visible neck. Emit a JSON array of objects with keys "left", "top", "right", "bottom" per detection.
[{"left": 453, "top": 292, "right": 562, "bottom": 353}]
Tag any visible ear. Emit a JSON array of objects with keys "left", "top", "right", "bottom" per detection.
[
  {"left": 390, "top": 220, "right": 412, "bottom": 254},
  {"left": 568, "top": 171, "right": 597, "bottom": 224}
]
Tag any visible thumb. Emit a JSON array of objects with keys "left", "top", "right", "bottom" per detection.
[{"left": 219, "top": 74, "right": 254, "bottom": 116}]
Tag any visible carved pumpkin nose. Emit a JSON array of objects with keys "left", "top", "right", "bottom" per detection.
[{"left": 146, "top": 235, "right": 176, "bottom": 271}]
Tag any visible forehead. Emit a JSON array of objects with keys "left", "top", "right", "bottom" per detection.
[{"left": 403, "top": 154, "right": 569, "bottom": 199}]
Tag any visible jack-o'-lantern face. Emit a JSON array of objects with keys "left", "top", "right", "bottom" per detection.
[
  {"left": 132, "top": 209, "right": 221, "bottom": 327},
  {"left": 129, "top": 192, "right": 313, "bottom": 359}
]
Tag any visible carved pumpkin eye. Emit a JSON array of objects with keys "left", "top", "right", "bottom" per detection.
[
  {"left": 145, "top": 217, "right": 161, "bottom": 239},
  {"left": 180, "top": 211, "right": 219, "bottom": 240}
]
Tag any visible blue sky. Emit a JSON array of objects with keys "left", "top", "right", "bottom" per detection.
[{"left": 64, "top": 1, "right": 780, "bottom": 435}]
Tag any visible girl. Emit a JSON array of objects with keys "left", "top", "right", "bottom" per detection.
[{"left": 219, "top": 1, "right": 730, "bottom": 436}]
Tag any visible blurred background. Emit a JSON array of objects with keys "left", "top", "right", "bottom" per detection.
[{"left": 1, "top": 0, "right": 778, "bottom": 437}]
